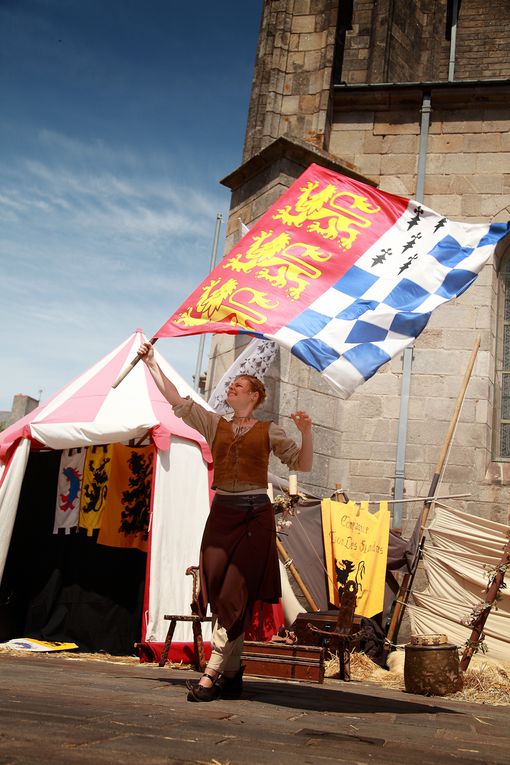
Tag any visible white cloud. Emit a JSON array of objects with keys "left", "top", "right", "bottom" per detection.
[
  {"left": 38, "top": 128, "right": 140, "bottom": 167},
  {"left": 0, "top": 130, "right": 229, "bottom": 409}
]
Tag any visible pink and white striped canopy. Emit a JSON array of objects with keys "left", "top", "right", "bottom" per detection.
[{"left": 0, "top": 330, "right": 212, "bottom": 463}]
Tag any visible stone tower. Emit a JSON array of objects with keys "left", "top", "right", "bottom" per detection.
[{"left": 207, "top": 0, "right": 510, "bottom": 530}]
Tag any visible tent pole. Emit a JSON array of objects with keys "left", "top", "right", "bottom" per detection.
[
  {"left": 276, "top": 537, "right": 320, "bottom": 613},
  {"left": 385, "top": 334, "right": 481, "bottom": 649},
  {"left": 112, "top": 337, "right": 159, "bottom": 389},
  {"left": 460, "top": 537, "right": 510, "bottom": 671}
]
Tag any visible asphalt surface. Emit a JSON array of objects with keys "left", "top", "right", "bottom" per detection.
[{"left": 0, "top": 652, "right": 508, "bottom": 765}]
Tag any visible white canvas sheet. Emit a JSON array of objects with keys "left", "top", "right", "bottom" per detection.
[
  {"left": 422, "top": 545, "right": 510, "bottom": 611},
  {"left": 0, "top": 439, "right": 30, "bottom": 581},
  {"left": 29, "top": 421, "right": 155, "bottom": 451},
  {"left": 409, "top": 505, "right": 510, "bottom": 661},
  {"left": 279, "top": 559, "right": 304, "bottom": 627},
  {"left": 145, "top": 438, "right": 212, "bottom": 643},
  {"left": 409, "top": 591, "right": 510, "bottom": 662},
  {"left": 428, "top": 503, "right": 508, "bottom": 557}
]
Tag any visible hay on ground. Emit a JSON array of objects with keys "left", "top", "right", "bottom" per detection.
[
  {"left": 325, "top": 650, "right": 510, "bottom": 706},
  {"left": 0, "top": 647, "right": 193, "bottom": 669},
  {"left": 2, "top": 645, "right": 509, "bottom": 704}
]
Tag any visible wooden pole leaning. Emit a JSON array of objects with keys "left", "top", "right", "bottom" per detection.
[
  {"left": 112, "top": 337, "right": 159, "bottom": 389},
  {"left": 460, "top": 537, "right": 510, "bottom": 672},
  {"left": 385, "top": 334, "right": 481, "bottom": 649},
  {"left": 276, "top": 536, "right": 320, "bottom": 613}
]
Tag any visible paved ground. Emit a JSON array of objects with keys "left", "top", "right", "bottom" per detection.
[{"left": 0, "top": 652, "right": 508, "bottom": 765}]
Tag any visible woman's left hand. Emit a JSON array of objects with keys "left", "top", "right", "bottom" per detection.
[{"left": 290, "top": 410, "right": 312, "bottom": 434}]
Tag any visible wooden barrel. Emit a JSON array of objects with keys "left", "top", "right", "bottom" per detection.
[{"left": 404, "top": 643, "right": 463, "bottom": 696}]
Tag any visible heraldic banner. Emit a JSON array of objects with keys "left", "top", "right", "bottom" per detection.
[
  {"left": 155, "top": 163, "right": 509, "bottom": 398},
  {"left": 321, "top": 499, "right": 390, "bottom": 618}
]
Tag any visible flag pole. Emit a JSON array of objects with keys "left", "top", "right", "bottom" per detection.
[
  {"left": 112, "top": 337, "right": 159, "bottom": 389},
  {"left": 194, "top": 213, "right": 223, "bottom": 390}
]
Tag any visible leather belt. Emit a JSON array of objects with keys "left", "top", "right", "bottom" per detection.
[{"left": 213, "top": 493, "right": 270, "bottom": 510}]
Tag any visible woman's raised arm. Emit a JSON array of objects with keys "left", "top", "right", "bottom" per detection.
[{"left": 137, "top": 341, "right": 185, "bottom": 407}]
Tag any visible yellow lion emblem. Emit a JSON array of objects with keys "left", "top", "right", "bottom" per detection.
[
  {"left": 274, "top": 180, "right": 381, "bottom": 249},
  {"left": 225, "top": 230, "right": 332, "bottom": 300},
  {"left": 177, "top": 277, "right": 278, "bottom": 329}
]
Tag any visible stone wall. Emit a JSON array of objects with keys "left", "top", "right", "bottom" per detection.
[
  {"left": 317, "top": 84, "right": 510, "bottom": 529},
  {"left": 243, "top": 0, "right": 339, "bottom": 160},
  {"left": 243, "top": 0, "right": 510, "bottom": 165},
  {"left": 341, "top": 0, "right": 450, "bottom": 85},
  {"left": 6, "top": 394, "right": 39, "bottom": 427},
  {"left": 454, "top": 0, "right": 510, "bottom": 80},
  {"left": 341, "top": 0, "right": 510, "bottom": 85},
  {"left": 207, "top": 1, "right": 510, "bottom": 532}
]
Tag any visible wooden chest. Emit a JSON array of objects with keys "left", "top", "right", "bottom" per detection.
[
  {"left": 241, "top": 641, "right": 325, "bottom": 684},
  {"left": 292, "top": 611, "right": 361, "bottom": 651}
]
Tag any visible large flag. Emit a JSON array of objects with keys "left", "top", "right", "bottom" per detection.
[{"left": 156, "top": 164, "right": 509, "bottom": 397}]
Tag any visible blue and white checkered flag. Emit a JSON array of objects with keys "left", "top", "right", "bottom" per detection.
[{"left": 157, "top": 164, "right": 510, "bottom": 398}]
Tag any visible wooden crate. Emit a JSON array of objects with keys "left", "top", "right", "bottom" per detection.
[
  {"left": 292, "top": 611, "right": 361, "bottom": 651},
  {"left": 241, "top": 641, "right": 325, "bottom": 684}
]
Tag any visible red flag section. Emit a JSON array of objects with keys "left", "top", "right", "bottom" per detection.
[{"left": 155, "top": 164, "right": 408, "bottom": 338}]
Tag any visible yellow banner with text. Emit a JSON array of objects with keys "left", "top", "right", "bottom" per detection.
[{"left": 321, "top": 499, "right": 390, "bottom": 618}]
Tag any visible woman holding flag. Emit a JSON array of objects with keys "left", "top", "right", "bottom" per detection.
[{"left": 137, "top": 341, "right": 313, "bottom": 702}]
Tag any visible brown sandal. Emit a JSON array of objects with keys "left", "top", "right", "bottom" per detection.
[{"left": 186, "top": 672, "right": 221, "bottom": 703}]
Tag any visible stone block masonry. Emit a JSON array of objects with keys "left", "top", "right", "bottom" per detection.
[{"left": 209, "top": 0, "right": 510, "bottom": 520}]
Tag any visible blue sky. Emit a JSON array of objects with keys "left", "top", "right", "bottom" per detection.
[{"left": 0, "top": 0, "right": 262, "bottom": 410}]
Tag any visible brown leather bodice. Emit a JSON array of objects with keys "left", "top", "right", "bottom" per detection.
[{"left": 211, "top": 419, "right": 271, "bottom": 490}]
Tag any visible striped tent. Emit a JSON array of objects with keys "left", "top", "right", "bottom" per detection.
[{"left": 0, "top": 329, "right": 213, "bottom": 657}]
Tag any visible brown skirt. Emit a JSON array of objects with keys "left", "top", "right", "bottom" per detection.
[{"left": 198, "top": 495, "right": 281, "bottom": 641}]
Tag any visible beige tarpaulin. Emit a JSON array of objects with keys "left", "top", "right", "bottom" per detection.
[
  {"left": 428, "top": 504, "right": 508, "bottom": 557},
  {"left": 321, "top": 499, "right": 390, "bottom": 618},
  {"left": 409, "top": 591, "right": 510, "bottom": 662},
  {"left": 408, "top": 504, "right": 510, "bottom": 661}
]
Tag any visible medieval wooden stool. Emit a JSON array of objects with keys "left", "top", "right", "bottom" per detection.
[{"left": 158, "top": 566, "right": 212, "bottom": 671}]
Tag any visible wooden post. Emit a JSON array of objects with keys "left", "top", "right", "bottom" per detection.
[
  {"left": 112, "top": 337, "right": 159, "bottom": 389},
  {"left": 276, "top": 537, "right": 320, "bottom": 613},
  {"left": 385, "top": 335, "right": 481, "bottom": 648},
  {"left": 460, "top": 538, "right": 510, "bottom": 671},
  {"left": 335, "top": 483, "right": 348, "bottom": 503}
]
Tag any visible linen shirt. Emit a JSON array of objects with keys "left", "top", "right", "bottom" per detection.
[{"left": 172, "top": 396, "right": 301, "bottom": 493}]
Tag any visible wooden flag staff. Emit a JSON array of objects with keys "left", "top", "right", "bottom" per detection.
[
  {"left": 112, "top": 337, "right": 159, "bottom": 389},
  {"left": 385, "top": 334, "right": 481, "bottom": 649}
]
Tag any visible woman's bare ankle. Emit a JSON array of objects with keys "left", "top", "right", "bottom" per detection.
[{"left": 199, "top": 669, "right": 218, "bottom": 687}]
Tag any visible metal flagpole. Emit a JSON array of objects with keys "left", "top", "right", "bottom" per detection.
[{"left": 194, "top": 213, "right": 223, "bottom": 391}]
